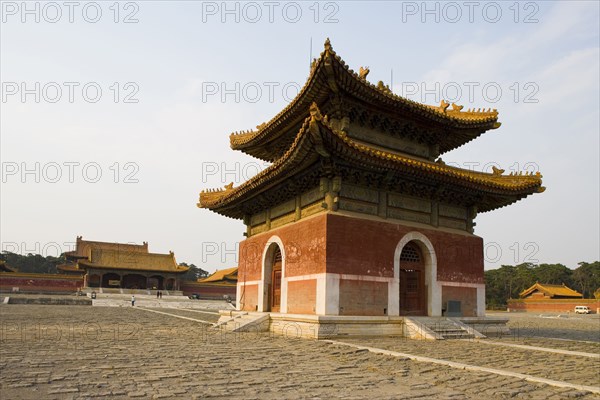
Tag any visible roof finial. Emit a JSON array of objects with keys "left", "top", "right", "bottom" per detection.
[
  {"left": 324, "top": 37, "right": 331, "bottom": 51},
  {"left": 491, "top": 166, "right": 505, "bottom": 176},
  {"left": 451, "top": 103, "right": 463, "bottom": 112},
  {"left": 359, "top": 66, "right": 370, "bottom": 80},
  {"left": 439, "top": 100, "right": 450, "bottom": 112}
]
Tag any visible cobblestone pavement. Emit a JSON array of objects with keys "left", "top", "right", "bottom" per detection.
[
  {"left": 492, "top": 336, "right": 600, "bottom": 354},
  {"left": 341, "top": 337, "right": 599, "bottom": 386},
  {"left": 145, "top": 308, "right": 221, "bottom": 324},
  {"left": 492, "top": 312, "right": 600, "bottom": 343},
  {"left": 1, "top": 305, "right": 599, "bottom": 399}
]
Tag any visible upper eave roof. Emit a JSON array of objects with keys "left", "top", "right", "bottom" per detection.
[
  {"left": 229, "top": 39, "right": 500, "bottom": 161},
  {"left": 70, "top": 238, "right": 149, "bottom": 259},
  {"left": 200, "top": 104, "right": 543, "bottom": 219},
  {"left": 79, "top": 249, "right": 189, "bottom": 273}
]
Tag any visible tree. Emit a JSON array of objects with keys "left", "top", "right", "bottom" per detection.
[
  {"left": 1, "top": 251, "right": 64, "bottom": 274},
  {"left": 512, "top": 263, "right": 537, "bottom": 297},
  {"left": 484, "top": 264, "right": 523, "bottom": 307},
  {"left": 179, "top": 262, "right": 209, "bottom": 281},
  {"left": 572, "top": 262, "right": 600, "bottom": 298},
  {"left": 534, "top": 263, "right": 573, "bottom": 287}
]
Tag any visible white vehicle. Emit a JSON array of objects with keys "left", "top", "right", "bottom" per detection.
[{"left": 574, "top": 306, "right": 591, "bottom": 314}]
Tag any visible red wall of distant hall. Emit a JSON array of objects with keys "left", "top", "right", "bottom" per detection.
[
  {"left": 0, "top": 273, "right": 83, "bottom": 293},
  {"left": 508, "top": 299, "right": 600, "bottom": 313},
  {"left": 180, "top": 282, "right": 236, "bottom": 299}
]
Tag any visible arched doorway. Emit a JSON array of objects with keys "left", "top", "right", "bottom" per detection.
[
  {"left": 165, "top": 278, "right": 175, "bottom": 290},
  {"left": 261, "top": 240, "right": 284, "bottom": 313},
  {"left": 148, "top": 275, "right": 164, "bottom": 290},
  {"left": 88, "top": 274, "right": 100, "bottom": 288},
  {"left": 122, "top": 274, "right": 146, "bottom": 289},
  {"left": 393, "top": 232, "right": 441, "bottom": 317},
  {"left": 101, "top": 273, "right": 121, "bottom": 288},
  {"left": 399, "top": 242, "right": 426, "bottom": 316}
]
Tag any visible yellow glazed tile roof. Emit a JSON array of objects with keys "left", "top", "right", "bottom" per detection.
[
  {"left": 79, "top": 249, "right": 188, "bottom": 273},
  {"left": 198, "top": 267, "right": 238, "bottom": 283},
  {"left": 520, "top": 282, "right": 583, "bottom": 299}
]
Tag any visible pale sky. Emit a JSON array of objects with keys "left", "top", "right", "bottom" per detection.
[{"left": 1, "top": 1, "right": 599, "bottom": 274}]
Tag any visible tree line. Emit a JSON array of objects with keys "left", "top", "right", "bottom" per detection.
[
  {"left": 485, "top": 261, "right": 600, "bottom": 308},
  {"left": 0, "top": 252, "right": 210, "bottom": 281}
]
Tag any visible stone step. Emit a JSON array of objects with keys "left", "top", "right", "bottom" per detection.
[
  {"left": 215, "top": 312, "right": 269, "bottom": 333},
  {"left": 425, "top": 324, "right": 461, "bottom": 329},
  {"left": 430, "top": 328, "right": 467, "bottom": 334},
  {"left": 408, "top": 316, "right": 479, "bottom": 340},
  {"left": 442, "top": 333, "right": 475, "bottom": 339}
]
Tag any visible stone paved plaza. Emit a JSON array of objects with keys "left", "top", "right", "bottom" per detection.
[{"left": 1, "top": 305, "right": 599, "bottom": 399}]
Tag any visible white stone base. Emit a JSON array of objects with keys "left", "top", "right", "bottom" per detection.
[{"left": 217, "top": 311, "right": 510, "bottom": 340}]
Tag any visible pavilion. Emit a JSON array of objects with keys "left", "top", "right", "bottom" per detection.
[{"left": 198, "top": 40, "right": 544, "bottom": 336}]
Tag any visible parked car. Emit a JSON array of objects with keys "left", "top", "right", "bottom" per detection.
[{"left": 574, "top": 306, "right": 591, "bottom": 314}]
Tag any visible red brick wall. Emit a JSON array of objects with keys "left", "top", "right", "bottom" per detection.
[
  {"left": 239, "top": 284, "right": 259, "bottom": 311},
  {"left": 442, "top": 286, "right": 478, "bottom": 317},
  {"left": 338, "top": 279, "right": 388, "bottom": 316},
  {"left": 237, "top": 212, "right": 484, "bottom": 316},
  {"left": 0, "top": 273, "right": 83, "bottom": 293},
  {"left": 287, "top": 279, "right": 317, "bottom": 314},
  {"left": 327, "top": 214, "right": 484, "bottom": 283},
  {"left": 507, "top": 299, "right": 600, "bottom": 313},
  {"left": 239, "top": 214, "right": 328, "bottom": 282}
]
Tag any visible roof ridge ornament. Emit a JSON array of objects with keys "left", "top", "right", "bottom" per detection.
[
  {"left": 451, "top": 102, "right": 463, "bottom": 111},
  {"left": 309, "top": 102, "right": 323, "bottom": 121},
  {"left": 492, "top": 166, "right": 505, "bottom": 175},
  {"left": 359, "top": 66, "right": 370, "bottom": 80},
  {"left": 439, "top": 100, "right": 450, "bottom": 113},
  {"left": 376, "top": 80, "right": 392, "bottom": 94},
  {"left": 310, "top": 58, "right": 318, "bottom": 72}
]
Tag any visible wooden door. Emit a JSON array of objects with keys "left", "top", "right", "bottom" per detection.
[
  {"left": 400, "top": 269, "right": 424, "bottom": 315},
  {"left": 271, "top": 266, "right": 282, "bottom": 312},
  {"left": 399, "top": 242, "right": 426, "bottom": 316}
]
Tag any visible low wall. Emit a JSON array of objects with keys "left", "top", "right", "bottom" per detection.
[
  {"left": 181, "top": 282, "right": 236, "bottom": 300},
  {"left": 5, "top": 297, "right": 91, "bottom": 305},
  {"left": 507, "top": 299, "right": 600, "bottom": 313},
  {"left": 0, "top": 273, "right": 83, "bottom": 295}
]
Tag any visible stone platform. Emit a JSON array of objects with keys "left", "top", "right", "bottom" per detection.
[
  {"left": 91, "top": 293, "right": 236, "bottom": 310},
  {"left": 82, "top": 287, "right": 185, "bottom": 296},
  {"left": 215, "top": 311, "right": 509, "bottom": 340}
]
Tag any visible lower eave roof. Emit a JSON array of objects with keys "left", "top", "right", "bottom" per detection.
[
  {"left": 78, "top": 261, "right": 189, "bottom": 274},
  {"left": 200, "top": 104, "right": 544, "bottom": 219}
]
